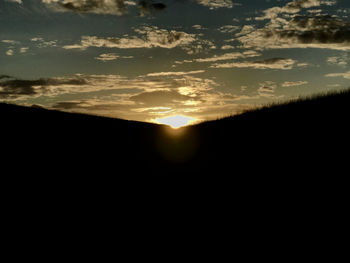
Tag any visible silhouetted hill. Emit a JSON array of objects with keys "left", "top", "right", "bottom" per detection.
[
  {"left": 2, "top": 89, "right": 349, "bottom": 237},
  {"left": 193, "top": 90, "right": 350, "bottom": 175},
  {"left": 1, "top": 89, "right": 349, "bottom": 184}
]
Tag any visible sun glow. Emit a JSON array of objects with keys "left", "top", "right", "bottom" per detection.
[{"left": 155, "top": 115, "right": 196, "bottom": 129}]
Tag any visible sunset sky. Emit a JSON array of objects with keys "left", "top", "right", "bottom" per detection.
[{"left": 1, "top": 0, "right": 349, "bottom": 124}]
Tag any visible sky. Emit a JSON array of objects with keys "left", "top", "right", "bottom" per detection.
[{"left": 1, "top": 0, "right": 349, "bottom": 125}]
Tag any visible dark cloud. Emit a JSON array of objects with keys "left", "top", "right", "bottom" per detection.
[
  {"left": 239, "top": 15, "right": 350, "bottom": 51},
  {"left": 211, "top": 57, "right": 296, "bottom": 70},
  {"left": 43, "top": 0, "right": 169, "bottom": 16},
  {"left": 42, "top": 0, "right": 237, "bottom": 16},
  {"left": 0, "top": 75, "right": 88, "bottom": 99},
  {"left": 51, "top": 101, "right": 86, "bottom": 110},
  {"left": 286, "top": 15, "right": 350, "bottom": 44},
  {"left": 0, "top": 80, "right": 38, "bottom": 98},
  {"left": 58, "top": 0, "right": 126, "bottom": 14},
  {"left": 138, "top": 0, "right": 167, "bottom": 16},
  {"left": 130, "top": 90, "right": 192, "bottom": 106},
  {"left": 254, "top": 58, "right": 289, "bottom": 65},
  {"left": 51, "top": 100, "right": 135, "bottom": 117},
  {"left": 0, "top": 75, "right": 12, "bottom": 80}
]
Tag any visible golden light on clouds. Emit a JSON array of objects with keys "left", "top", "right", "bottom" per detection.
[
  {"left": 155, "top": 115, "right": 197, "bottom": 129},
  {"left": 2, "top": 0, "right": 349, "bottom": 123}
]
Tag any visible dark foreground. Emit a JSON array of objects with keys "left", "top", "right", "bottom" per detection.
[
  {"left": 1, "top": 90, "right": 349, "bottom": 182},
  {"left": 2, "top": 90, "right": 349, "bottom": 243}
]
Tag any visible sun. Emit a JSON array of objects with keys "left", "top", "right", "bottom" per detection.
[{"left": 155, "top": 115, "right": 196, "bottom": 129}]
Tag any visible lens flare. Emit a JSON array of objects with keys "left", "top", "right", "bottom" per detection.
[{"left": 155, "top": 115, "right": 196, "bottom": 129}]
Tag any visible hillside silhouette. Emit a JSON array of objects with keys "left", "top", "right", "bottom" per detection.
[{"left": 1, "top": 89, "right": 349, "bottom": 181}]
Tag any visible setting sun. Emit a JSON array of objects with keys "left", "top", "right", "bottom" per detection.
[{"left": 155, "top": 115, "right": 196, "bottom": 129}]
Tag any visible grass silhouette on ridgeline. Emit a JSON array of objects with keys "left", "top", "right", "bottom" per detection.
[
  {"left": 1, "top": 88, "right": 349, "bottom": 178},
  {"left": 192, "top": 89, "right": 350, "bottom": 173}
]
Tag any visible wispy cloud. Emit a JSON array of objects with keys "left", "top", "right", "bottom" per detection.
[
  {"left": 63, "top": 26, "right": 197, "bottom": 50},
  {"left": 95, "top": 53, "right": 133, "bottom": 61},
  {"left": 2, "top": 40, "right": 21, "bottom": 45},
  {"left": 31, "top": 37, "right": 57, "bottom": 48},
  {"left": 327, "top": 56, "right": 349, "bottom": 66},
  {"left": 6, "top": 50, "right": 14, "bottom": 56},
  {"left": 325, "top": 71, "right": 350, "bottom": 79},
  {"left": 234, "top": 25, "right": 256, "bottom": 37},
  {"left": 195, "top": 51, "right": 261, "bottom": 63},
  {"left": 218, "top": 25, "right": 240, "bottom": 33},
  {"left": 146, "top": 70, "right": 205, "bottom": 77},
  {"left": 281, "top": 81, "right": 309, "bottom": 87},
  {"left": 238, "top": 0, "right": 349, "bottom": 51},
  {"left": 7, "top": 0, "right": 22, "bottom": 4},
  {"left": 2, "top": 39, "right": 28, "bottom": 56},
  {"left": 221, "top": 45, "right": 235, "bottom": 50},
  {"left": 196, "top": 0, "right": 241, "bottom": 10},
  {"left": 258, "top": 81, "right": 278, "bottom": 97},
  {"left": 42, "top": 0, "right": 128, "bottom": 15},
  {"left": 211, "top": 58, "right": 297, "bottom": 70},
  {"left": 20, "top": 47, "right": 29, "bottom": 53}
]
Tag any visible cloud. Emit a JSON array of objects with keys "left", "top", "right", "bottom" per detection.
[
  {"left": 50, "top": 98, "right": 138, "bottom": 120},
  {"left": 63, "top": 26, "right": 197, "bottom": 50},
  {"left": 31, "top": 37, "right": 57, "bottom": 48},
  {"left": 192, "top": 25, "right": 204, "bottom": 30},
  {"left": 281, "top": 81, "right": 309, "bottom": 87},
  {"left": 146, "top": 70, "right": 205, "bottom": 77},
  {"left": 218, "top": 25, "right": 240, "bottom": 33},
  {"left": 2, "top": 39, "right": 30, "bottom": 56},
  {"left": 6, "top": 50, "right": 14, "bottom": 56},
  {"left": 42, "top": 0, "right": 128, "bottom": 15},
  {"left": 6, "top": 0, "right": 22, "bottom": 4},
  {"left": 95, "top": 53, "right": 133, "bottom": 61},
  {"left": 41, "top": 0, "right": 240, "bottom": 16},
  {"left": 235, "top": 25, "right": 256, "bottom": 37},
  {"left": 51, "top": 101, "right": 88, "bottom": 110},
  {"left": 258, "top": 81, "right": 278, "bottom": 97},
  {"left": 239, "top": 14, "right": 350, "bottom": 51},
  {"left": 256, "top": 0, "right": 336, "bottom": 20},
  {"left": 0, "top": 73, "right": 214, "bottom": 101},
  {"left": 138, "top": 0, "right": 166, "bottom": 16},
  {"left": 239, "top": 0, "right": 348, "bottom": 51},
  {"left": 20, "top": 47, "right": 29, "bottom": 53},
  {"left": 0, "top": 75, "right": 89, "bottom": 100},
  {"left": 196, "top": 0, "right": 240, "bottom": 10},
  {"left": 211, "top": 58, "right": 297, "bottom": 70},
  {"left": 327, "top": 56, "right": 348, "bottom": 66},
  {"left": 2, "top": 40, "right": 21, "bottom": 45},
  {"left": 221, "top": 45, "right": 235, "bottom": 50},
  {"left": 325, "top": 71, "right": 350, "bottom": 79},
  {"left": 95, "top": 53, "right": 120, "bottom": 61},
  {"left": 0, "top": 74, "right": 154, "bottom": 100},
  {"left": 42, "top": 0, "right": 168, "bottom": 16},
  {"left": 0, "top": 75, "right": 12, "bottom": 80},
  {"left": 195, "top": 51, "right": 261, "bottom": 62},
  {"left": 46, "top": 74, "right": 218, "bottom": 120},
  {"left": 130, "top": 90, "right": 192, "bottom": 106}
]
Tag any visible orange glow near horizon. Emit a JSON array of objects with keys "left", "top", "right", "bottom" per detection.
[{"left": 155, "top": 115, "right": 197, "bottom": 129}]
